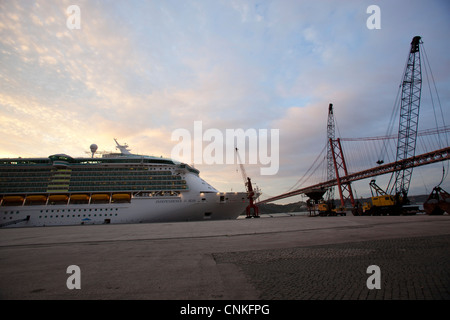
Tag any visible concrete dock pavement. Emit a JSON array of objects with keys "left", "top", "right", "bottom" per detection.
[{"left": 0, "top": 214, "right": 449, "bottom": 300}]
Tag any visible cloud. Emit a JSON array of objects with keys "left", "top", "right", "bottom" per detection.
[{"left": 0, "top": 0, "right": 449, "bottom": 201}]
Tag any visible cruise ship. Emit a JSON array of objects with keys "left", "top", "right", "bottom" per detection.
[{"left": 0, "top": 140, "right": 253, "bottom": 228}]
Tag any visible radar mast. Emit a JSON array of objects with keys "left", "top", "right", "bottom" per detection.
[{"left": 114, "top": 138, "right": 132, "bottom": 155}]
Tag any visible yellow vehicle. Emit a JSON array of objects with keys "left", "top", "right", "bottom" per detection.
[
  {"left": 317, "top": 201, "right": 347, "bottom": 216},
  {"left": 362, "top": 180, "right": 397, "bottom": 215},
  {"left": 371, "top": 195, "right": 396, "bottom": 207},
  {"left": 362, "top": 201, "right": 371, "bottom": 213},
  {"left": 318, "top": 202, "right": 329, "bottom": 213},
  {"left": 363, "top": 180, "right": 416, "bottom": 215}
]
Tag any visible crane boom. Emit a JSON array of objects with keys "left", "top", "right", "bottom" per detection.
[
  {"left": 389, "top": 36, "right": 422, "bottom": 200},
  {"left": 326, "top": 103, "right": 335, "bottom": 202},
  {"left": 235, "top": 147, "right": 248, "bottom": 191}
]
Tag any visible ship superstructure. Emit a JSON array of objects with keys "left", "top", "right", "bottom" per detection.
[{"left": 0, "top": 141, "right": 250, "bottom": 227}]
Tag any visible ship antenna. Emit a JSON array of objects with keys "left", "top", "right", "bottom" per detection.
[{"left": 114, "top": 138, "right": 131, "bottom": 155}]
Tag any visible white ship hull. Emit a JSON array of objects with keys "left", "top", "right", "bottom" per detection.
[
  {"left": 1, "top": 192, "right": 249, "bottom": 228},
  {"left": 0, "top": 140, "right": 258, "bottom": 228}
]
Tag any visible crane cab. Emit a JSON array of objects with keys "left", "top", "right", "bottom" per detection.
[{"left": 371, "top": 195, "right": 396, "bottom": 207}]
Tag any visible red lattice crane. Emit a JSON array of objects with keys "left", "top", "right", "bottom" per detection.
[{"left": 235, "top": 148, "right": 259, "bottom": 218}]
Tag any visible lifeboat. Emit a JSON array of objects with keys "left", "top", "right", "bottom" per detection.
[
  {"left": 91, "top": 194, "right": 110, "bottom": 202},
  {"left": 112, "top": 193, "right": 131, "bottom": 202},
  {"left": 70, "top": 194, "right": 90, "bottom": 201},
  {"left": 48, "top": 194, "right": 69, "bottom": 203},
  {"left": 25, "top": 195, "right": 47, "bottom": 205},
  {"left": 70, "top": 194, "right": 90, "bottom": 204},
  {"left": 2, "top": 195, "right": 25, "bottom": 205}
]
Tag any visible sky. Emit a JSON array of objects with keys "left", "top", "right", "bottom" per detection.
[{"left": 1, "top": 0, "right": 449, "bottom": 203}]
